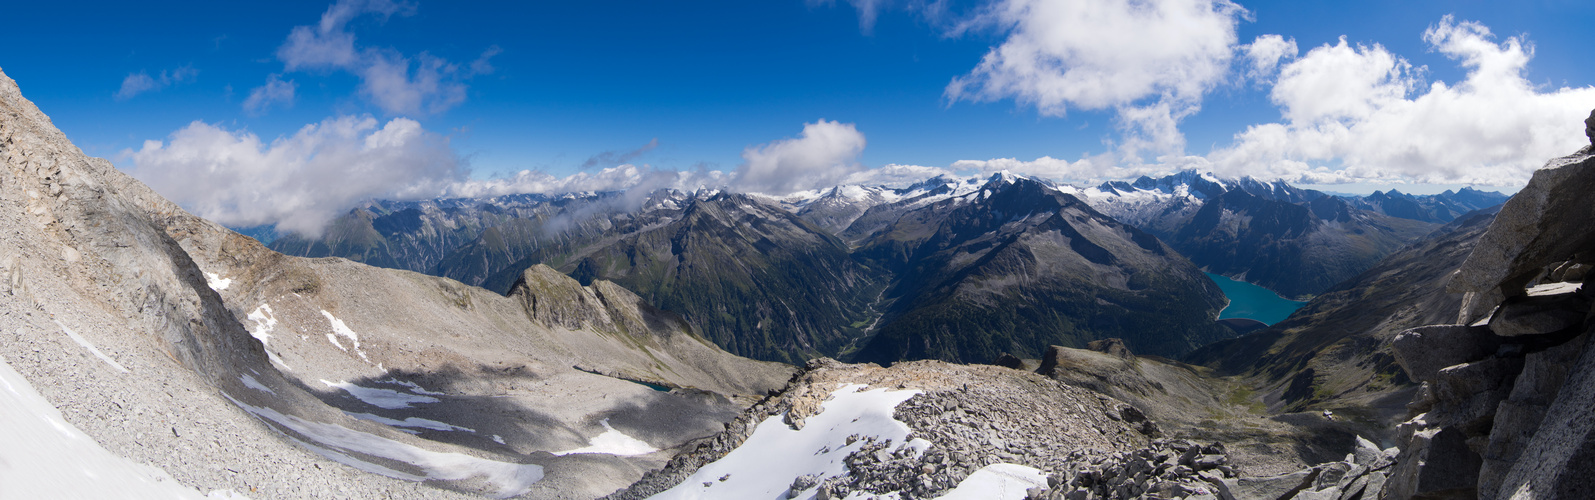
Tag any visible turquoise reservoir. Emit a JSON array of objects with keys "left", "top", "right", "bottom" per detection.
[{"left": 1204, "top": 272, "right": 1307, "bottom": 325}]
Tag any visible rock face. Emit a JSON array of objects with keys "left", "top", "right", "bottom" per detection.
[
  {"left": 606, "top": 358, "right": 1406, "bottom": 500},
  {"left": 852, "top": 174, "right": 1230, "bottom": 363},
  {"left": 1383, "top": 138, "right": 1595, "bottom": 499},
  {"left": 0, "top": 66, "right": 795, "bottom": 499}
]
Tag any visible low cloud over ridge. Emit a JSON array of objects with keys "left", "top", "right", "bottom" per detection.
[
  {"left": 126, "top": 116, "right": 464, "bottom": 237},
  {"left": 734, "top": 119, "right": 868, "bottom": 195}
]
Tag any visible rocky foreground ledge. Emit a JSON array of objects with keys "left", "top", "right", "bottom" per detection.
[
  {"left": 604, "top": 358, "right": 1402, "bottom": 500},
  {"left": 1380, "top": 145, "right": 1595, "bottom": 499}
]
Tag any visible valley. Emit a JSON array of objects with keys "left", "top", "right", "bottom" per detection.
[
  {"left": 3, "top": 53, "right": 1593, "bottom": 500},
  {"left": 1206, "top": 272, "right": 1306, "bottom": 326}
]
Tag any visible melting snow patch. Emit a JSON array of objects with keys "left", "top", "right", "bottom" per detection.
[
  {"left": 222, "top": 393, "right": 541, "bottom": 498},
  {"left": 320, "top": 311, "right": 369, "bottom": 362},
  {"left": 245, "top": 304, "right": 289, "bottom": 370},
  {"left": 493, "top": 435, "right": 506, "bottom": 445},
  {"left": 239, "top": 374, "right": 275, "bottom": 395},
  {"left": 552, "top": 419, "right": 658, "bottom": 456},
  {"left": 380, "top": 378, "right": 447, "bottom": 396},
  {"left": 346, "top": 412, "right": 474, "bottom": 433},
  {"left": 1527, "top": 281, "right": 1581, "bottom": 296},
  {"left": 53, "top": 320, "right": 128, "bottom": 374},
  {"left": 321, "top": 380, "right": 439, "bottom": 409},
  {"left": 925, "top": 464, "right": 1047, "bottom": 500},
  {"left": 204, "top": 272, "right": 232, "bottom": 291},
  {"left": 646, "top": 384, "right": 921, "bottom": 499}
]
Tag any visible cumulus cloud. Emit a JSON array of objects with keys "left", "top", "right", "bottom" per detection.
[
  {"left": 1242, "top": 34, "right": 1298, "bottom": 83},
  {"left": 733, "top": 120, "right": 868, "bottom": 195},
  {"left": 1209, "top": 16, "right": 1595, "bottom": 186},
  {"left": 243, "top": 74, "right": 298, "bottom": 115},
  {"left": 115, "top": 66, "right": 199, "bottom": 100},
  {"left": 275, "top": 0, "right": 495, "bottom": 115},
  {"left": 944, "top": 0, "right": 1247, "bottom": 155},
  {"left": 125, "top": 116, "right": 464, "bottom": 237}
]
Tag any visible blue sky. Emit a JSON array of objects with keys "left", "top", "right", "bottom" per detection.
[{"left": 2, "top": 0, "right": 1593, "bottom": 232}]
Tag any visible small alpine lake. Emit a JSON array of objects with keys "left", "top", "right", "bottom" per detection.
[{"left": 1204, "top": 272, "right": 1307, "bottom": 326}]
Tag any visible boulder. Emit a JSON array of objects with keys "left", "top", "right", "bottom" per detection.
[
  {"left": 1495, "top": 324, "right": 1595, "bottom": 499},
  {"left": 1037, "top": 345, "right": 1064, "bottom": 376},
  {"left": 1429, "top": 357, "right": 1524, "bottom": 436},
  {"left": 1478, "top": 331, "right": 1590, "bottom": 499},
  {"left": 1208, "top": 469, "right": 1315, "bottom": 500},
  {"left": 1086, "top": 338, "right": 1135, "bottom": 359},
  {"left": 1586, "top": 108, "right": 1595, "bottom": 145},
  {"left": 1382, "top": 427, "right": 1481, "bottom": 500},
  {"left": 1353, "top": 436, "right": 1392, "bottom": 470},
  {"left": 1448, "top": 151, "right": 1595, "bottom": 303},
  {"left": 1487, "top": 291, "right": 1591, "bottom": 337},
  {"left": 1391, "top": 325, "right": 1502, "bottom": 384},
  {"left": 991, "top": 352, "right": 1024, "bottom": 369}
]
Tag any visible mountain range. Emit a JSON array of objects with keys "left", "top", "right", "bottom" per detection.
[
  {"left": 7, "top": 62, "right": 1593, "bottom": 500},
  {"left": 261, "top": 169, "right": 1503, "bottom": 363}
]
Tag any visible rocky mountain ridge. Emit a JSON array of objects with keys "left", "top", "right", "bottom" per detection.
[{"left": 0, "top": 66, "right": 793, "bottom": 499}]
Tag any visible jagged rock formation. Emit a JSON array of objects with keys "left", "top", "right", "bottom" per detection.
[
  {"left": 851, "top": 174, "right": 1230, "bottom": 364},
  {"left": 604, "top": 358, "right": 1154, "bottom": 499},
  {"left": 1381, "top": 143, "right": 1595, "bottom": 499},
  {"left": 0, "top": 66, "right": 793, "bottom": 499},
  {"left": 605, "top": 357, "right": 1406, "bottom": 500}
]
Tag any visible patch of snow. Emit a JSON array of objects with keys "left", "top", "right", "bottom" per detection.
[
  {"left": 924, "top": 464, "right": 1047, "bottom": 500},
  {"left": 204, "top": 272, "right": 232, "bottom": 291},
  {"left": 320, "top": 380, "right": 439, "bottom": 409},
  {"left": 346, "top": 412, "right": 474, "bottom": 433},
  {"left": 240, "top": 374, "right": 275, "bottom": 395},
  {"left": 493, "top": 435, "right": 506, "bottom": 445},
  {"left": 320, "top": 310, "right": 369, "bottom": 362},
  {"left": 552, "top": 418, "right": 659, "bottom": 456},
  {"left": 0, "top": 355, "right": 209, "bottom": 499},
  {"left": 245, "top": 304, "right": 290, "bottom": 370},
  {"left": 645, "top": 384, "right": 921, "bottom": 500},
  {"left": 1527, "top": 281, "right": 1581, "bottom": 296},
  {"left": 379, "top": 377, "right": 447, "bottom": 396},
  {"left": 53, "top": 319, "right": 128, "bottom": 374},
  {"left": 222, "top": 392, "right": 543, "bottom": 499}
]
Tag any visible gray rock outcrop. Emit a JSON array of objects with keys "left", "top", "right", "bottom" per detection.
[{"left": 1385, "top": 114, "right": 1595, "bottom": 499}]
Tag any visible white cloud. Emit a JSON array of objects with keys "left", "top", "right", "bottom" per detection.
[
  {"left": 115, "top": 66, "right": 199, "bottom": 100},
  {"left": 1242, "top": 34, "right": 1298, "bottom": 82},
  {"left": 944, "top": 0, "right": 1247, "bottom": 155},
  {"left": 734, "top": 120, "right": 868, "bottom": 195},
  {"left": 446, "top": 165, "right": 729, "bottom": 199},
  {"left": 839, "top": 163, "right": 959, "bottom": 188},
  {"left": 125, "top": 116, "right": 464, "bottom": 237},
  {"left": 950, "top": 152, "right": 1211, "bottom": 185},
  {"left": 243, "top": 74, "right": 298, "bottom": 114},
  {"left": 275, "top": 0, "right": 493, "bottom": 116},
  {"left": 1209, "top": 16, "right": 1595, "bottom": 187}
]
